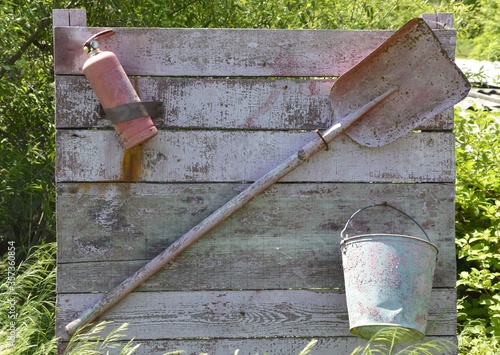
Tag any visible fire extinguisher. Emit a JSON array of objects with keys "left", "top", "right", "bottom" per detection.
[{"left": 82, "top": 30, "right": 160, "bottom": 150}]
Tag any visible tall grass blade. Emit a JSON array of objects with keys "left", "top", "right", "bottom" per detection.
[{"left": 64, "top": 321, "right": 140, "bottom": 355}]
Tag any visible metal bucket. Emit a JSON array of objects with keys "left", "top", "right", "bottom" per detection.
[{"left": 340, "top": 203, "right": 439, "bottom": 342}]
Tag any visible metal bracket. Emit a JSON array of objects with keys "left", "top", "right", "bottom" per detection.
[{"left": 102, "top": 101, "right": 164, "bottom": 124}]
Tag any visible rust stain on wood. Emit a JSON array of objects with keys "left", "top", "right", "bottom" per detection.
[{"left": 121, "top": 145, "right": 143, "bottom": 181}]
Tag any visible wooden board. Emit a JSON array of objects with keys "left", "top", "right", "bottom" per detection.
[
  {"left": 56, "top": 182, "right": 455, "bottom": 292},
  {"left": 53, "top": 27, "right": 457, "bottom": 76},
  {"left": 55, "top": 131, "right": 455, "bottom": 183},
  {"left": 55, "top": 76, "right": 453, "bottom": 130},
  {"left": 66, "top": 336, "right": 457, "bottom": 355},
  {"left": 56, "top": 289, "right": 456, "bottom": 342},
  {"left": 54, "top": 10, "right": 459, "bottom": 352}
]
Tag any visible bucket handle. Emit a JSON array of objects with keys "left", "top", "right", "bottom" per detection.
[{"left": 340, "top": 202, "right": 431, "bottom": 242}]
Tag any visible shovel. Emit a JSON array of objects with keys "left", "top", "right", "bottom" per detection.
[{"left": 65, "top": 18, "right": 470, "bottom": 336}]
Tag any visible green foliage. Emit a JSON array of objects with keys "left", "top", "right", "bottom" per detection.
[
  {"left": 458, "top": 321, "right": 500, "bottom": 355},
  {"left": 0, "top": 0, "right": 55, "bottom": 258},
  {"left": 351, "top": 327, "right": 456, "bottom": 354},
  {"left": 0, "top": 242, "right": 56, "bottom": 354},
  {"left": 453, "top": 0, "right": 500, "bottom": 60},
  {"left": 80, "top": 0, "right": 463, "bottom": 30},
  {"left": 465, "top": 0, "right": 500, "bottom": 60},
  {"left": 455, "top": 106, "right": 500, "bottom": 351}
]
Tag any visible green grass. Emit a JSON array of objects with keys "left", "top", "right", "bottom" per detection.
[
  {"left": 0, "top": 242, "right": 56, "bottom": 354},
  {"left": 64, "top": 321, "right": 141, "bottom": 355},
  {"left": 351, "top": 328, "right": 457, "bottom": 354}
]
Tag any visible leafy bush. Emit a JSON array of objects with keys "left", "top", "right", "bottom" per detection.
[
  {"left": 0, "top": 0, "right": 55, "bottom": 258},
  {"left": 466, "top": 0, "right": 500, "bottom": 60},
  {"left": 455, "top": 106, "right": 500, "bottom": 352},
  {"left": 458, "top": 321, "right": 500, "bottom": 355},
  {"left": 76, "top": 0, "right": 467, "bottom": 30}
]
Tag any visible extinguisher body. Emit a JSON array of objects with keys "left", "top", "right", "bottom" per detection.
[{"left": 83, "top": 50, "right": 158, "bottom": 150}]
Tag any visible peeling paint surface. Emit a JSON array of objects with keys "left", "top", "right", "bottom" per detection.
[
  {"left": 341, "top": 234, "right": 438, "bottom": 341},
  {"left": 54, "top": 11, "right": 459, "bottom": 351}
]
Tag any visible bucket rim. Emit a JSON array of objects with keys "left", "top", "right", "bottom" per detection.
[{"left": 339, "top": 233, "right": 439, "bottom": 254}]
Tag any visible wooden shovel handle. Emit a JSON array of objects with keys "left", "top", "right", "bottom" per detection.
[
  {"left": 65, "top": 135, "right": 326, "bottom": 335},
  {"left": 65, "top": 88, "right": 396, "bottom": 336}
]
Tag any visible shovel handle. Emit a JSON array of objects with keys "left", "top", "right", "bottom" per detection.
[
  {"left": 65, "top": 128, "right": 329, "bottom": 336},
  {"left": 65, "top": 88, "right": 397, "bottom": 336}
]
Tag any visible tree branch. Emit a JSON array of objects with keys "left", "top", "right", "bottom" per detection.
[{"left": 0, "top": 16, "right": 51, "bottom": 79}]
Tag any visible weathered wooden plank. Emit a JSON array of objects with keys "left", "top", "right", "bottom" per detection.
[
  {"left": 56, "top": 253, "right": 453, "bottom": 294},
  {"left": 56, "top": 182, "right": 455, "bottom": 263},
  {"left": 56, "top": 289, "right": 456, "bottom": 342},
  {"left": 54, "top": 76, "right": 453, "bottom": 130},
  {"left": 59, "top": 336, "right": 458, "bottom": 355},
  {"left": 55, "top": 131, "right": 455, "bottom": 183},
  {"left": 54, "top": 27, "right": 457, "bottom": 76},
  {"left": 56, "top": 183, "right": 455, "bottom": 292}
]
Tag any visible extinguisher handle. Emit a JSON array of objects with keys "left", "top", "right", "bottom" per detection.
[{"left": 83, "top": 29, "right": 116, "bottom": 49}]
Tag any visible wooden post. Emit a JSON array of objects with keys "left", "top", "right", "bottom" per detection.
[{"left": 53, "top": 9, "right": 87, "bottom": 27}]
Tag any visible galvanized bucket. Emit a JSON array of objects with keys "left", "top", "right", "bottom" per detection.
[{"left": 340, "top": 203, "right": 439, "bottom": 342}]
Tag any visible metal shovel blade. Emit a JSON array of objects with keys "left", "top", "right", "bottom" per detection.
[{"left": 330, "top": 18, "right": 471, "bottom": 147}]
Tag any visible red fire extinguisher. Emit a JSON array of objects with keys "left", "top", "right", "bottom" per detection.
[{"left": 82, "top": 30, "right": 159, "bottom": 150}]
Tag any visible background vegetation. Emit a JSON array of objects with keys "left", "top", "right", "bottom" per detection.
[{"left": 1, "top": 0, "right": 499, "bottom": 353}]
